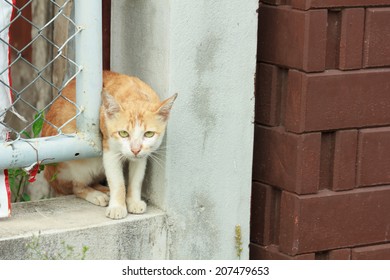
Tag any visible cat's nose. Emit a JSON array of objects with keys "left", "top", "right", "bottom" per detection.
[{"left": 131, "top": 147, "right": 141, "bottom": 156}]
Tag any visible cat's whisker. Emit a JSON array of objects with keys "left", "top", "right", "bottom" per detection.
[
  {"left": 148, "top": 154, "right": 165, "bottom": 170},
  {"left": 148, "top": 158, "right": 162, "bottom": 170},
  {"left": 155, "top": 146, "right": 170, "bottom": 152},
  {"left": 152, "top": 149, "right": 166, "bottom": 155},
  {"left": 113, "top": 152, "right": 127, "bottom": 163},
  {"left": 149, "top": 152, "right": 164, "bottom": 163},
  {"left": 155, "top": 143, "right": 178, "bottom": 150},
  {"left": 151, "top": 150, "right": 167, "bottom": 160}
]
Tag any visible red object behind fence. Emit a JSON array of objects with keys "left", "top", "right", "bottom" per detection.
[{"left": 0, "top": 0, "right": 15, "bottom": 218}]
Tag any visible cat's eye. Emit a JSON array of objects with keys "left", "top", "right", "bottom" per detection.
[
  {"left": 144, "top": 131, "right": 155, "bottom": 138},
  {"left": 118, "top": 130, "right": 129, "bottom": 138}
]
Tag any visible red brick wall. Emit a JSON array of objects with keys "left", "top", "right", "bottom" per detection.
[{"left": 251, "top": 0, "right": 390, "bottom": 260}]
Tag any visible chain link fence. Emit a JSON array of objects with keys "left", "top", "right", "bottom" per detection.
[
  {"left": 0, "top": 0, "right": 102, "bottom": 171},
  {"left": 0, "top": 0, "right": 81, "bottom": 143}
]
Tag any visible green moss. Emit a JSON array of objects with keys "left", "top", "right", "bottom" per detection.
[{"left": 235, "top": 225, "right": 243, "bottom": 259}]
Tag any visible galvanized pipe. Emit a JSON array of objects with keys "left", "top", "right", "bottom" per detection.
[
  {"left": 74, "top": 0, "right": 103, "bottom": 146},
  {"left": 0, "top": 135, "right": 101, "bottom": 169}
]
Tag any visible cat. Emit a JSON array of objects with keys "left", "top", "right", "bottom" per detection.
[{"left": 42, "top": 70, "right": 177, "bottom": 219}]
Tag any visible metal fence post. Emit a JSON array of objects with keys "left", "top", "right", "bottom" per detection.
[{"left": 75, "top": 0, "right": 102, "bottom": 141}]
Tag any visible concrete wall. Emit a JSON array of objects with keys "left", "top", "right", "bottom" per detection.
[{"left": 112, "top": 0, "right": 258, "bottom": 259}]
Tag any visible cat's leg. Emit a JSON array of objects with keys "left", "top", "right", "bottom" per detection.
[
  {"left": 126, "top": 158, "right": 147, "bottom": 214},
  {"left": 103, "top": 151, "right": 128, "bottom": 219},
  {"left": 57, "top": 161, "right": 109, "bottom": 206},
  {"left": 92, "top": 183, "right": 110, "bottom": 195},
  {"left": 73, "top": 183, "right": 109, "bottom": 206}
]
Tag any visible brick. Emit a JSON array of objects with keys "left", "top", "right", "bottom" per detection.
[
  {"left": 332, "top": 130, "right": 358, "bottom": 191},
  {"left": 291, "top": 0, "right": 390, "bottom": 10},
  {"left": 258, "top": 5, "right": 326, "bottom": 72},
  {"left": 357, "top": 128, "right": 390, "bottom": 187},
  {"left": 328, "top": 249, "right": 351, "bottom": 260},
  {"left": 364, "top": 8, "right": 390, "bottom": 67},
  {"left": 255, "top": 63, "right": 285, "bottom": 126},
  {"left": 285, "top": 69, "right": 390, "bottom": 133},
  {"left": 284, "top": 70, "right": 305, "bottom": 132},
  {"left": 319, "top": 132, "right": 336, "bottom": 190},
  {"left": 352, "top": 243, "right": 390, "bottom": 260},
  {"left": 325, "top": 11, "right": 341, "bottom": 70},
  {"left": 339, "top": 9, "right": 365, "bottom": 70},
  {"left": 315, "top": 248, "right": 351, "bottom": 260},
  {"left": 279, "top": 186, "right": 390, "bottom": 255},
  {"left": 252, "top": 126, "right": 321, "bottom": 194},
  {"left": 261, "top": 0, "right": 287, "bottom": 4},
  {"left": 251, "top": 183, "right": 280, "bottom": 245},
  {"left": 250, "top": 243, "right": 315, "bottom": 260},
  {"left": 315, "top": 249, "right": 351, "bottom": 260}
]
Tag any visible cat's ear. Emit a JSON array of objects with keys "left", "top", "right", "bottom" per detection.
[
  {"left": 102, "top": 89, "right": 120, "bottom": 118},
  {"left": 157, "top": 93, "right": 178, "bottom": 121}
]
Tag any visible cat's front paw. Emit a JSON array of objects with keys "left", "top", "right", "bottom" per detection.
[
  {"left": 86, "top": 191, "right": 109, "bottom": 207},
  {"left": 106, "top": 205, "right": 128, "bottom": 219},
  {"left": 127, "top": 200, "right": 147, "bottom": 214}
]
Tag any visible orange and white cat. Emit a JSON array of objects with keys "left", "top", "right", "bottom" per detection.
[{"left": 42, "top": 71, "right": 177, "bottom": 219}]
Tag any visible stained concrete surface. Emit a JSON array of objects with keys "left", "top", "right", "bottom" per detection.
[{"left": 0, "top": 196, "right": 167, "bottom": 259}]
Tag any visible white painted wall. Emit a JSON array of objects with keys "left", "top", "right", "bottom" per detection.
[{"left": 112, "top": 0, "right": 258, "bottom": 259}]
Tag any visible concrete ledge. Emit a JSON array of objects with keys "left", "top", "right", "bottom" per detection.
[{"left": 0, "top": 196, "right": 167, "bottom": 259}]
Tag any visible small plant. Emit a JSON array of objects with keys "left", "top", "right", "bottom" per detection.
[
  {"left": 26, "top": 235, "right": 89, "bottom": 260},
  {"left": 8, "top": 111, "right": 46, "bottom": 202},
  {"left": 8, "top": 168, "right": 36, "bottom": 202}
]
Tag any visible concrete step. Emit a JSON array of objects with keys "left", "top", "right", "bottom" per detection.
[{"left": 0, "top": 196, "right": 167, "bottom": 259}]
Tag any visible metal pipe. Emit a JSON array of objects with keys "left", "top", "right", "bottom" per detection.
[
  {"left": 0, "top": 135, "right": 102, "bottom": 169},
  {"left": 74, "top": 0, "right": 102, "bottom": 146}
]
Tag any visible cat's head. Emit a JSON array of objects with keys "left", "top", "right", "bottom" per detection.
[{"left": 101, "top": 90, "right": 177, "bottom": 161}]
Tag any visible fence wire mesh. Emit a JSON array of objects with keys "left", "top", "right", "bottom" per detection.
[{"left": 0, "top": 0, "right": 82, "bottom": 144}]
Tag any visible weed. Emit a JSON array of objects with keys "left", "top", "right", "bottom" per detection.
[
  {"left": 26, "top": 234, "right": 89, "bottom": 260},
  {"left": 8, "top": 111, "right": 46, "bottom": 202}
]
